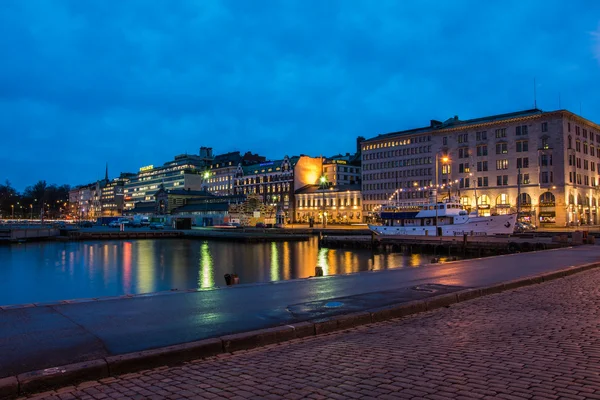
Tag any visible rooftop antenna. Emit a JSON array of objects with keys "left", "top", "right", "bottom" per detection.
[{"left": 533, "top": 78, "right": 537, "bottom": 109}]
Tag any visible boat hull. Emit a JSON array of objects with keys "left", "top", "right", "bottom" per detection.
[{"left": 368, "top": 213, "right": 518, "bottom": 236}]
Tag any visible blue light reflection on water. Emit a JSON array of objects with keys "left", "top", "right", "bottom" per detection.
[{"left": 0, "top": 238, "right": 431, "bottom": 306}]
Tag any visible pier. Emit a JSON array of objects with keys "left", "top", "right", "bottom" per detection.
[
  {"left": 319, "top": 232, "right": 589, "bottom": 256},
  {"left": 0, "top": 227, "right": 59, "bottom": 243}
]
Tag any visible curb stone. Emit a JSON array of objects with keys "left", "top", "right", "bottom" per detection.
[
  {"left": 5, "top": 261, "right": 600, "bottom": 398},
  {"left": 17, "top": 359, "right": 108, "bottom": 395},
  {"left": 0, "top": 377, "right": 18, "bottom": 400},
  {"left": 106, "top": 338, "right": 222, "bottom": 375}
]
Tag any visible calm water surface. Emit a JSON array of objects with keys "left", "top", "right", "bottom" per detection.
[{"left": 0, "top": 238, "right": 436, "bottom": 306}]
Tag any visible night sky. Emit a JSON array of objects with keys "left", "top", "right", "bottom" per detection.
[{"left": 1, "top": 0, "right": 599, "bottom": 190}]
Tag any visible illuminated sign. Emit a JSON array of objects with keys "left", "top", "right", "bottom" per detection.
[
  {"left": 326, "top": 159, "right": 347, "bottom": 165},
  {"left": 139, "top": 165, "right": 154, "bottom": 172},
  {"left": 259, "top": 162, "right": 274, "bottom": 167}
]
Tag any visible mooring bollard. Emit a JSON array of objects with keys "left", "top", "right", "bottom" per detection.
[
  {"left": 224, "top": 273, "right": 232, "bottom": 286},
  {"left": 315, "top": 266, "right": 324, "bottom": 277}
]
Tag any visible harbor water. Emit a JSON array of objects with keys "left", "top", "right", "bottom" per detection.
[{"left": 0, "top": 238, "right": 439, "bottom": 306}]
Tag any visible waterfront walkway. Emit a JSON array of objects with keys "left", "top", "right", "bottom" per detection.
[
  {"left": 18, "top": 252, "right": 600, "bottom": 399},
  {"left": 2, "top": 246, "right": 600, "bottom": 381}
]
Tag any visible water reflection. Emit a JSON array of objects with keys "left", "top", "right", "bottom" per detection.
[{"left": 0, "top": 238, "right": 440, "bottom": 306}]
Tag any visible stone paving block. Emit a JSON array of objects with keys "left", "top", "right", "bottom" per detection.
[
  {"left": 106, "top": 338, "right": 222, "bottom": 376},
  {"left": 313, "top": 319, "right": 338, "bottom": 335},
  {"left": 18, "top": 359, "right": 108, "bottom": 395}
]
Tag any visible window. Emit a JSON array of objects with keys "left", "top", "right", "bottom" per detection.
[
  {"left": 541, "top": 122, "right": 548, "bottom": 132},
  {"left": 443, "top": 136, "right": 448, "bottom": 145},
  {"left": 495, "top": 128, "right": 506, "bottom": 138},
  {"left": 496, "top": 143, "right": 508, "bottom": 154},
  {"left": 592, "top": 162, "right": 596, "bottom": 172},
  {"left": 568, "top": 122, "right": 571, "bottom": 132},
  {"left": 584, "top": 160, "right": 589, "bottom": 170},
  {"left": 458, "top": 148, "right": 469, "bottom": 158},
  {"left": 584, "top": 143, "right": 588, "bottom": 154},
  {"left": 591, "top": 146, "right": 595, "bottom": 157},
  {"left": 496, "top": 159, "right": 509, "bottom": 170},
  {"left": 576, "top": 126, "right": 580, "bottom": 136},
  {"left": 477, "top": 161, "right": 488, "bottom": 172},
  {"left": 459, "top": 177, "right": 470, "bottom": 188},
  {"left": 517, "top": 158, "right": 529, "bottom": 168},
  {"left": 442, "top": 165, "right": 451, "bottom": 174},
  {"left": 458, "top": 163, "right": 470, "bottom": 173},
  {"left": 516, "top": 140, "right": 528, "bottom": 152},
  {"left": 477, "top": 177, "right": 489, "bottom": 187},
  {"left": 544, "top": 172, "right": 550, "bottom": 184},
  {"left": 577, "top": 174, "right": 582, "bottom": 185},
  {"left": 515, "top": 125, "right": 528, "bottom": 135},
  {"left": 497, "top": 175, "right": 508, "bottom": 186},
  {"left": 540, "top": 154, "right": 552, "bottom": 166},
  {"left": 568, "top": 136, "right": 572, "bottom": 149},
  {"left": 542, "top": 137, "right": 549, "bottom": 150},
  {"left": 584, "top": 129, "right": 588, "bottom": 139},
  {"left": 518, "top": 173, "right": 530, "bottom": 184},
  {"left": 585, "top": 175, "right": 590, "bottom": 186},
  {"left": 476, "top": 145, "right": 488, "bottom": 156},
  {"left": 476, "top": 131, "right": 487, "bottom": 141},
  {"left": 568, "top": 154, "right": 575, "bottom": 166},
  {"left": 577, "top": 158, "right": 581, "bottom": 169},
  {"left": 457, "top": 133, "right": 468, "bottom": 143}
]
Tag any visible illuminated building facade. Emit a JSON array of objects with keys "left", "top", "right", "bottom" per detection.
[
  {"left": 123, "top": 148, "right": 214, "bottom": 210},
  {"left": 203, "top": 151, "right": 266, "bottom": 195},
  {"left": 233, "top": 155, "right": 323, "bottom": 222},
  {"left": 361, "top": 109, "right": 600, "bottom": 226},
  {"left": 295, "top": 184, "right": 362, "bottom": 224}
]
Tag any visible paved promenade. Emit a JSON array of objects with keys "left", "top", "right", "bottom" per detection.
[
  {"left": 2, "top": 246, "right": 600, "bottom": 380},
  {"left": 19, "top": 259, "right": 600, "bottom": 399}
]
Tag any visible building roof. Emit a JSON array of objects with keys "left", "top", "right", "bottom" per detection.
[
  {"left": 163, "top": 189, "right": 214, "bottom": 197},
  {"left": 130, "top": 201, "right": 155, "bottom": 212},
  {"left": 241, "top": 156, "right": 301, "bottom": 175},
  {"left": 364, "top": 108, "right": 548, "bottom": 142},
  {"left": 295, "top": 183, "right": 362, "bottom": 195},
  {"left": 172, "top": 202, "right": 230, "bottom": 213}
]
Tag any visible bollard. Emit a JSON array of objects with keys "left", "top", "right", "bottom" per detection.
[
  {"left": 315, "top": 266, "right": 324, "bottom": 277},
  {"left": 224, "top": 274, "right": 232, "bottom": 286},
  {"left": 232, "top": 274, "right": 240, "bottom": 285}
]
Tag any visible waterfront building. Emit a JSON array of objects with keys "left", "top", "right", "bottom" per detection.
[
  {"left": 295, "top": 184, "right": 362, "bottom": 224},
  {"left": 100, "top": 178, "right": 128, "bottom": 216},
  {"left": 123, "top": 147, "right": 214, "bottom": 210},
  {"left": 203, "top": 151, "right": 266, "bottom": 195},
  {"left": 361, "top": 108, "right": 600, "bottom": 227},
  {"left": 233, "top": 155, "right": 323, "bottom": 223}
]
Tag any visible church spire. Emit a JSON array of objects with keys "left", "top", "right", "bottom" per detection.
[{"left": 105, "top": 163, "right": 109, "bottom": 182}]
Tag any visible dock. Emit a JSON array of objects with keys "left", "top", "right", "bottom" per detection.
[
  {"left": 183, "top": 229, "right": 310, "bottom": 242},
  {"left": 0, "top": 227, "right": 59, "bottom": 243},
  {"left": 319, "top": 233, "right": 583, "bottom": 256}
]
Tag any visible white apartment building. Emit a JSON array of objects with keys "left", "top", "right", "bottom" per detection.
[{"left": 361, "top": 109, "right": 600, "bottom": 227}]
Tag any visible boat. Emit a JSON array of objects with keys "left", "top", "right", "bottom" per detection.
[{"left": 368, "top": 200, "right": 517, "bottom": 237}]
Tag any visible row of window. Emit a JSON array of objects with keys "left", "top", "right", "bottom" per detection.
[
  {"left": 363, "top": 158, "right": 433, "bottom": 171},
  {"left": 364, "top": 168, "right": 433, "bottom": 182},
  {"left": 570, "top": 124, "right": 598, "bottom": 142},
  {"left": 568, "top": 173, "right": 598, "bottom": 186},
  {"left": 362, "top": 136, "right": 432, "bottom": 151},
  {"left": 297, "top": 198, "right": 360, "bottom": 207},
  {"left": 363, "top": 146, "right": 432, "bottom": 160}
]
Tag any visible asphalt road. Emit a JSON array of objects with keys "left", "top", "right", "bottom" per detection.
[{"left": 1, "top": 246, "right": 599, "bottom": 378}]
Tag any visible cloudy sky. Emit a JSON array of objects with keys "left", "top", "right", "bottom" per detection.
[{"left": 1, "top": 0, "right": 599, "bottom": 190}]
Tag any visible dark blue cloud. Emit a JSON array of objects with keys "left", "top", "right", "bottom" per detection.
[{"left": 1, "top": 0, "right": 599, "bottom": 190}]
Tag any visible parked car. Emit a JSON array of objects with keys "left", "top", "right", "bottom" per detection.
[
  {"left": 149, "top": 222, "right": 164, "bottom": 230},
  {"left": 515, "top": 222, "right": 536, "bottom": 233}
]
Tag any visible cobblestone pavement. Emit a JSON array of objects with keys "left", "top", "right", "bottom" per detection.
[{"left": 20, "top": 268, "right": 600, "bottom": 400}]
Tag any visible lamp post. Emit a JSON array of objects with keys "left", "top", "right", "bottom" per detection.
[
  {"left": 11, "top": 204, "right": 14, "bottom": 219},
  {"left": 435, "top": 154, "right": 449, "bottom": 236},
  {"left": 320, "top": 175, "right": 327, "bottom": 228}
]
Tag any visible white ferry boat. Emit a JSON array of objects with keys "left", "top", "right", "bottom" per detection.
[{"left": 368, "top": 201, "right": 517, "bottom": 237}]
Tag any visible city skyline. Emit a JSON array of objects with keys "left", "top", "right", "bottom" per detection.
[{"left": 2, "top": 1, "right": 600, "bottom": 190}]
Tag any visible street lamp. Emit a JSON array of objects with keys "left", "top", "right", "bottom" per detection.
[
  {"left": 320, "top": 175, "right": 327, "bottom": 228},
  {"left": 435, "top": 154, "right": 449, "bottom": 236},
  {"left": 11, "top": 204, "right": 14, "bottom": 219}
]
